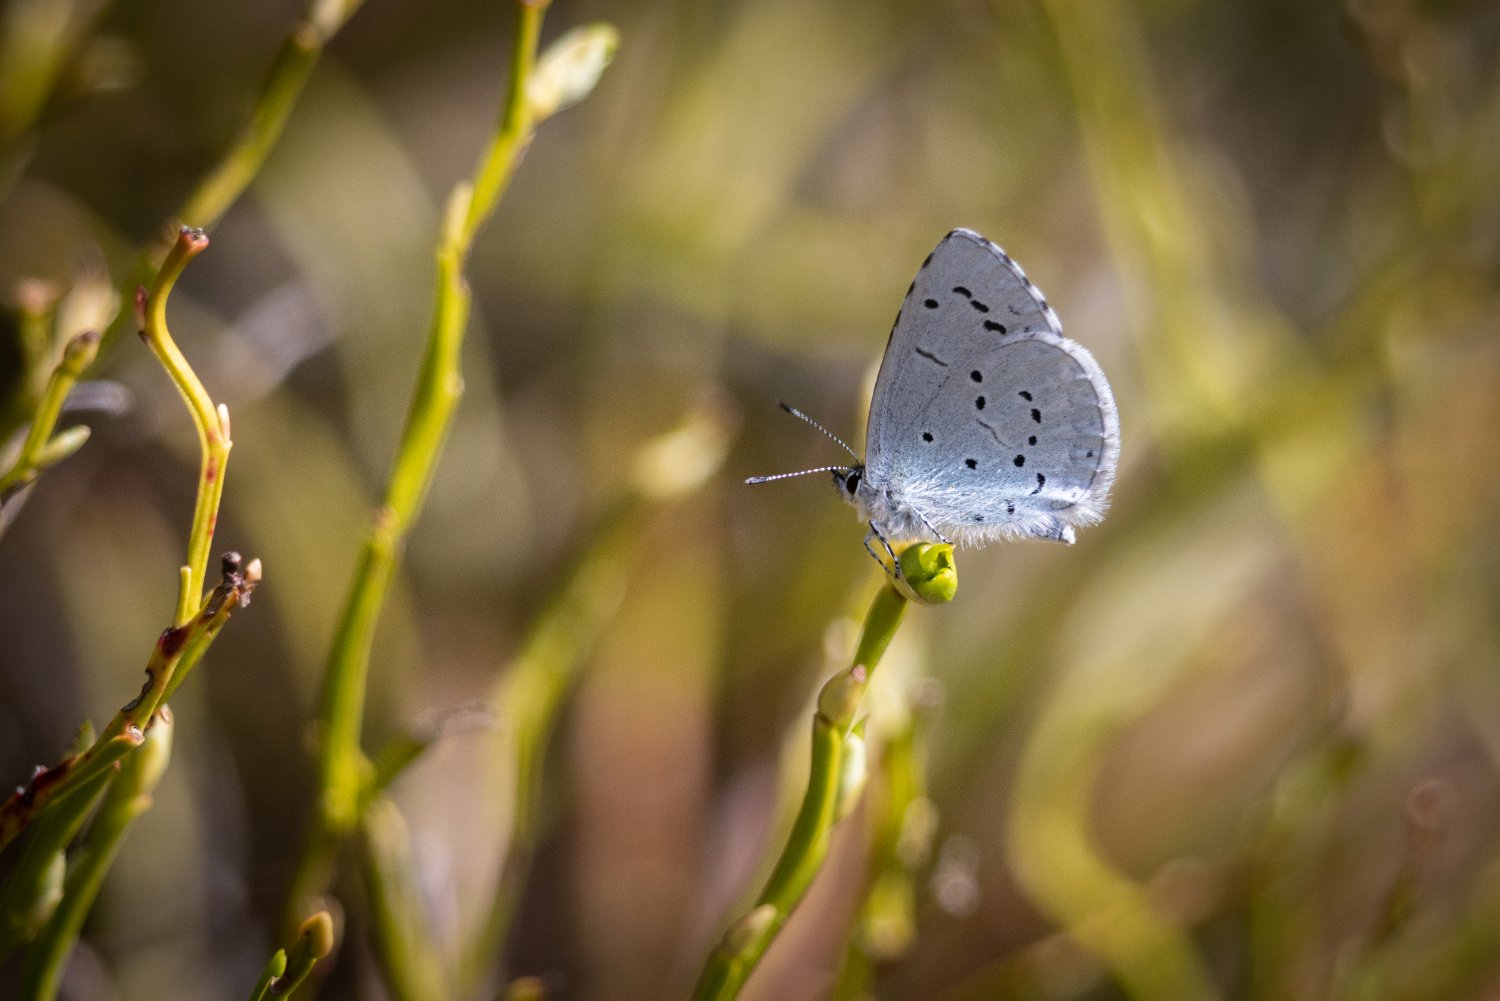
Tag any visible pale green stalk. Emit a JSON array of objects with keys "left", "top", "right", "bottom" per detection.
[
  {"left": 692, "top": 546, "right": 955, "bottom": 1001},
  {"left": 0, "top": 328, "right": 99, "bottom": 499},
  {"left": 0, "top": 730, "right": 139, "bottom": 958},
  {"left": 458, "top": 400, "right": 731, "bottom": 994},
  {"left": 248, "top": 912, "right": 334, "bottom": 1001},
  {"left": 175, "top": 0, "right": 368, "bottom": 232},
  {"left": 111, "top": 0, "right": 369, "bottom": 350},
  {"left": 285, "top": 0, "right": 569, "bottom": 941},
  {"left": 831, "top": 696, "right": 932, "bottom": 1001},
  {"left": 0, "top": 0, "right": 111, "bottom": 184},
  {"left": 21, "top": 710, "right": 173, "bottom": 1001},
  {"left": 361, "top": 797, "right": 449, "bottom": 1001}
]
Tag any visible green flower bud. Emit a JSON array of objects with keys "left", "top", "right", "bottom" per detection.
[{"left": 895, "top": 543, "right": 957, "bottom": 605}]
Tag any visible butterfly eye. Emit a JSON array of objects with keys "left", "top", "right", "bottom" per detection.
[{"left": 844, "top": 470, "right": 861, "bottom": 495}]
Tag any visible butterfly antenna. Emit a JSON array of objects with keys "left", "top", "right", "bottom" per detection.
[
  {"left": 745, "top": 465, "right": 850, "bottom": 485},
  {"left": 776, "top": 401, "right": 860, "bottom": 460}
]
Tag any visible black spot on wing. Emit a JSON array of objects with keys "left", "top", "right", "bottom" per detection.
[
  {"left": 1031, "top": 473, "right": 1046, "bottom": 495},
  {"left": 965, "top": 458, "right": 977, "bottom": 469},
  {"left": 975, "top": 396, "right": 986, "bottom": 410},
  {"left": 922, "top": 431, "right": 933, "bottom": 442},
  {"left": 952, "top": 286, "right": 972, "bottom": 298},
  {"left": 970, "top": 300, "right": 990, "bottom": 313},
  {"left": 1028, "top": 435, "right": 1037, "bottom": 445},
  {"left": 915, "top": 347, "right": 949, "bottom": 367},
  {"left": 970, "top": 370, "right": 982, "bottom": 383},
  {"left": 1014, "top": 454, "right": 1025, "bottom": 467},
  {"left": 984, "top": 320, "right": 1006, "bottom": 333},
  {"left": 1031, "top": 408, "right": 1042, "bottom": 423},
  {"left": 1019, "top": 390, "right": 1033, "bottom": 401},
  {"left": 924, "top": 299, "right": 939, "bottom": 309}
]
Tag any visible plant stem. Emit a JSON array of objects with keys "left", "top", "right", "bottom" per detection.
[
  {"left": 0, "top": 556, "right": 257, "bottom": 854},
  {"left": 174, "top": 0, "right": 368, "bottom": 233},
  {"left": 106, "top": 0, "right": 367, "bottom": 353},
  {"left": 691, "top": 582, "right": 911, "bottom": 1001},
  {"left": 21, "top": 710, "right": 173, "bottom": 1001},
  {"left": 135, "top": 227, "right": 228, "bottom": 625},
  {"left": 461, "top": 0, "right": 547, "bottom": 246},
  {"left": 0, "top": 328, "right": 99, "bottom": 499},
  {"left": 289, "top": 0, "right": 554, "bottom": 932},
  {"left": 361, "top": 796, "right": 448, "bottom": 1001},
  {"left": 247, "top": 912, "right": 334, "bottom": 1000}
]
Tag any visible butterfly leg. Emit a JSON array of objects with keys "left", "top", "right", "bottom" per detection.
[
  {"left": 914, "top": 508, "right": 952, "bottom": 546},
  {"left": 864, "top": 522, "right": 902, "bottom": 578}
]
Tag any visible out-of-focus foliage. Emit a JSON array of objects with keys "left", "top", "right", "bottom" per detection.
[{"left": 1, "top": 0, "right": 1498, "bottom": 999}]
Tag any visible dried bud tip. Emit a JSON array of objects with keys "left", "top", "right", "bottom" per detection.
[{"left": 64, "top": 329, "right": 101, "bottom": 365}]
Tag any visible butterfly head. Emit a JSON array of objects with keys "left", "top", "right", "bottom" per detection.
[
  {"left": 834, "top": 465, "right": 870, "bottom": 498},
  {"left": 831, "top": 465, "right": 871, "bottom": 511}
]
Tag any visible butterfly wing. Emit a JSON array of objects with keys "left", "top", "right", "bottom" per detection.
[{"left": 864, "top": 229, "right": 1119, "bottom": 544}]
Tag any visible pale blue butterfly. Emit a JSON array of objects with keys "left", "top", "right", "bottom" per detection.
[{"left": 750, "top": 229, "right": 1120, "bottom": 570}]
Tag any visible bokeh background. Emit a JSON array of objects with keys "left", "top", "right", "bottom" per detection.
[{"left": 2, "top": 0, "right": 1500, "bottom": 999}]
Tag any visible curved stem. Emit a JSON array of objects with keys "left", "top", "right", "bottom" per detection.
[
  {"left": 691, "top": 582, "right": 912, "bottom": 1001},
  {"left": 137, "top": 227, "right": 230, "bottom": 624}
]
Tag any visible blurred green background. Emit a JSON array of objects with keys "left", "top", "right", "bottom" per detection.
[{"left": 2, "top": 0, "right": 1499, "bottom": 998}]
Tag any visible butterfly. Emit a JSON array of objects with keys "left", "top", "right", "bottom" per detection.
[{"left": 750, "top": 229, "right": 1120, "bottom": 572}]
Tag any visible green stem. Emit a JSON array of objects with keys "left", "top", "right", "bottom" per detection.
[
  {"left": 21, "top": 710, "right": 174, "bottom": 1001},
  {"left": 0, "top": 731, "right": 140, "bottom": 959},
  {"left": 136, "top": 227, "right": 229, "bottom": 625},
  {"left": 247, "top": 912, "right": 333, "bottom": 1000},
  {"left": 289, "top": 0, "right": 553, "bottom": 932},
  {"left": 105, "top": 0, "right": 366, "bottom": 354},
  {"left": 0, "top": 556, "right": 257, "bottom": 854},
  {"left": 0, "top": 328, "right": 100, "bottom": 498},
  {"left": 691, "top": 581, "right": 913, "bottom": 1001},
  {"left": 361, "top": 797, "right": 448, "bottom": 1001},
  {"left": 461, "top": 499, "right": 643, "bottom": 992},
  {"left": 832, "top": 700, "right": 931, "bottom": 1000},
  {"left": 247, "top": 951, "right": 287, "bottom": 1001},
  {"left": 175, "top": 0, "right": 367, "bottom": 232},
  {"left": 462, "top": 0, "right": 548, "bottom": 246}
]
